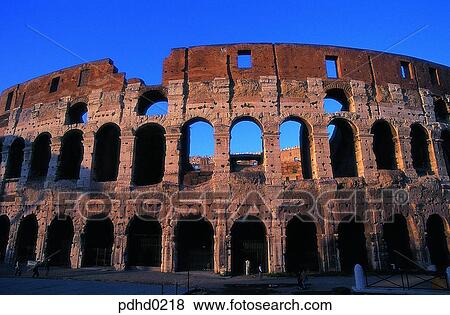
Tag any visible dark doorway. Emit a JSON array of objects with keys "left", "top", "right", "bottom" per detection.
[
  {"left": 285, "top": 216, "right": 319, "bottom": 272},
  {"left": 57, "top": 130, "right": 84, "bottom": 180},
  {"left": 15, "top": 214, "right": 38, "bottom": 263},
  {"left": 383, "top": 214, "right": 413, "bottom": 269},
  {"left": 126, "top": 216, "right": 162, "bottom": 267},
  {"left": 0, "top": 215, "right": 10, "bottom": 263},
  {"left": 328, "top": 118, "right": 358, "bottom": 178},
  {"left": 5, "top": 137, "right": 25, "bottom": 179},
  {"left": 231, "top": 216, "right": 267, "bottom": 275},
  {"left": 337, "top": 218, "right": 368, "bottom": 273},
  {"left": 434, "top": 99, "right": 449, "bottom": 123},
  {"left": 175, "top": 217, "right": 214, "bottom": 271},
  {"left": 426, "top": 214, "right": 449, "bottom": 271},
  {"left": 132, "top": 124, "right": 165, "bottom": 186},
  {"left": 410, "top": 124, "right": 432, "bottom": 176},
  {"left": 45, "top": 216, "right": 74, "bottom": 266},
  {"left": 93, "top": 123, "right": 121, "bottom": 182},
  {"left": 29, "top": 133, "right": 51, "bottom": 180},
  {"left": 371, "top": 120, "right": 397, "bottom": 170},
  {"left": 441, "top": 130, "right": 450, "bottom": 177},
  {"left": 81, "top": 216, "right": 114, "bottom": 267}
]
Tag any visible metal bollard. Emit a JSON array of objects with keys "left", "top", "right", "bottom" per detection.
[{"left": 354, "top": 264, "right": 365, "bottom": 290}]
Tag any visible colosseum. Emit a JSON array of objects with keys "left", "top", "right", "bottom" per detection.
[{"left": 0, "top": 43, "right": 448, "bottom": 275}]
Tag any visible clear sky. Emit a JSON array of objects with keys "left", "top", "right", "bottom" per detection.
[{"left": 1, "top": 0, "right": 449, "bottom": 156}]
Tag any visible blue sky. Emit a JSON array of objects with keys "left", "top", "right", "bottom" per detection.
[{"left": 1, "top": 0, "right": 449, "bottom": 156}]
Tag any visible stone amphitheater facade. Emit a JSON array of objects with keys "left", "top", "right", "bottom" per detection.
[{"left": 0, "top": 43, "right": 448, "bottom": 275}]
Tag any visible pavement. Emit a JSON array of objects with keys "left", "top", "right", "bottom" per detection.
[{"left": 0, "top": 264, "right": 447, "bottom": 295}]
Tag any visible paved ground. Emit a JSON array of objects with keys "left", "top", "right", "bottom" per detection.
[
  {"left": 0, "top": 264, "right": 447, "bottom": 295},
  {"left": 0, "top": 277, "right": 185, "bottom": 295}
]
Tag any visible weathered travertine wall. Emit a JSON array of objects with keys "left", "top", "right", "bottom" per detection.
[{"left": 0, "top": 44, "right": 448, "bottom": 274}]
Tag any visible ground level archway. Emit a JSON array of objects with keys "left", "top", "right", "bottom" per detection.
[
  {"left": 285, "top": 216, "right": 319, "bottom": 272},
  {"left": 126, "top": 216, "right": 162, "bottom": 268},
  {"left": 426, "top": 214, "right": 449, "bottom": 271},
  {"left": 45, "top": 216, "right": 74, "bottom": 266},
  {"left": 0, "top": 215, "right": 10, "bottom": 263},
  {"left": 337, "top": 218, "right": 368, "bottom": 273},
  {"left": 15, "top": 214, "right": 38, "bottom": 263},
  {"left": 231, "top": 216, "right": 268, "bottom": 275},
  {"left": 175, "top": 217, "right": 214, "bottom": 271},
  {"left": 383, "top": 214, "right": 413, "bottom": 269},
  {"left": 81, "top": 216, "right": 114, "bottom": 267}
]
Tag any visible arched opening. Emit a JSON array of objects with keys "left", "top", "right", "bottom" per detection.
[
  {"left": 126, "top": 216, "right": 161, "bottom": 268},
  {"left": 383, "top": 214, "right": 413, "bottom": 269},
  {"left": 93, "top": 123, "right": 121, "bottom": 182},
  {"left": 5, "top": 137, "right": 25, "bottom": 179},
  {"left": 280, "top": 118, "right": 312, "bottom": 180},
  {"left": 441, "top": 130, "right": 450, "bottom": 177},
  {"left": 328, "top": 118, "right": 358, "bottom": 178},
  {"left": 81, "top": 216, "right": 114, "bottom": 267},
  {"left": 410, "top": 124, "right": 432, "bottom": 176},
  {"left": 66, "top": 102, "right": 88, "bottom": 124},
  {"left": 230, "top": 118, "right": 263, "bottom": 172},
  {"left": 285, "top": 216, "right": 319, "bottom": 272},
  {"left": 136, "top": 90, "right": 168, "bottom": 116},
  {"left": 371, "top": 120, "right": 398, "bottom": 170},
  {"left": 426, "top": 214, "right": 449, "bottom": 271},
  {"left": 29, "top": 133, "right": 51, "bottom": 180},
  {"left": 434, "top": 99, "right": 449, "bottom": 123},
  {"left": 15, "top": 214, "right": 38, "bottom": 263},
  {"left": 179, "top": 119, "right": 214, "bottom": 186},
  {"left": 231, "top": 216, "right": 267, "bottom": 275},
  {"left": 0, "top": 215, "right": 10, "bottom": 263},
  {"left": 132, "top": 124, "right": 165, "bottom": 186},
  {"left": 57, "top": 130, "right": 83, "bottom": 180},
  {"left": 324, "top": 88, "right": 350, "bottom": 113},
  {"left": 175, "top": 217, "right": 214, "bottom": 271},
  {"left": 45, "top": 215, "right": 74, "bottom": 266},
  {"left": 337, "top": 218, "right": 368, "bottom": 273}
]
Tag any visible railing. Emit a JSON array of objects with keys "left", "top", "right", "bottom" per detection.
[{"left": 365, "top": 250, "right": 449, "bottom": 291}]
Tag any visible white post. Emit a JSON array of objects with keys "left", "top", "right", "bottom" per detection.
[{"left": 354, "top": 264, "right": 365, "bottom": 290}]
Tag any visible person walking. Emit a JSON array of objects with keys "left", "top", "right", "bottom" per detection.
[{"left": 14, "top": 261, "right": 22, "bottom": 277}]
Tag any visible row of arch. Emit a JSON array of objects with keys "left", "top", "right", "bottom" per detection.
[
  {"left": 1, "top": 117, "right": 449, "bottom": 185},
  {"left": 0, "top": 212, "right": 447, "bottom": 273}
]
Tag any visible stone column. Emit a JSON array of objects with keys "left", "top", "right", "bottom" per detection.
[
  {"left": 0, "top": 140, "right": 11, "bottom": 182},
  {"left": 269, "top": 214, "right": 283, "bottom": 273},
  {"left": 112, "top": 220, "right": 126, "bottom": 270},
  {"left": 77, "top": 131, "right": 94, "bottom": 189},
  {"left": 35, "top": 216, "right": 48, "bottom": 262},
  {"left": 212, "top": 127, "right": 230, "bottom": 190},
  {"left": 359, "top": 133, "right": 377, "bottom": 180},
  {"left": 44, "top": 136, "right": 62, "bottom": 187},
  {"left": 116, "top": 129, "right": 134, "bottom": 190},
  {"left": 70, "top": 231, "right": 82, "bottom": 268},
  {"left": 163, "top": 131, "right": 181, "bottom": 185},
  {"left": 214, "top": 218, "right": 227, "bottom": 274},
  {"left": 312, "top": 127, "right": 333, "bottom": 178},
  {"left": 263, "top": 132, "right": 282, "bottom": 186},
  {"left": 161, "top": 223, "right": 175, "bottom": 272},
  {"left": 18, "top": 143, "right": 33, "bottom": 186}
]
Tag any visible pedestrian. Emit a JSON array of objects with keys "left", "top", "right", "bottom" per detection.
[
  {"left": 14, "top": 261, "right": 22, "bottom": 277},
  {"left": 297, "top": 268, "right": 306, "bottom": 290},
  {"left": 32, "top": 262, "right": 40, "bottom": 278}
]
